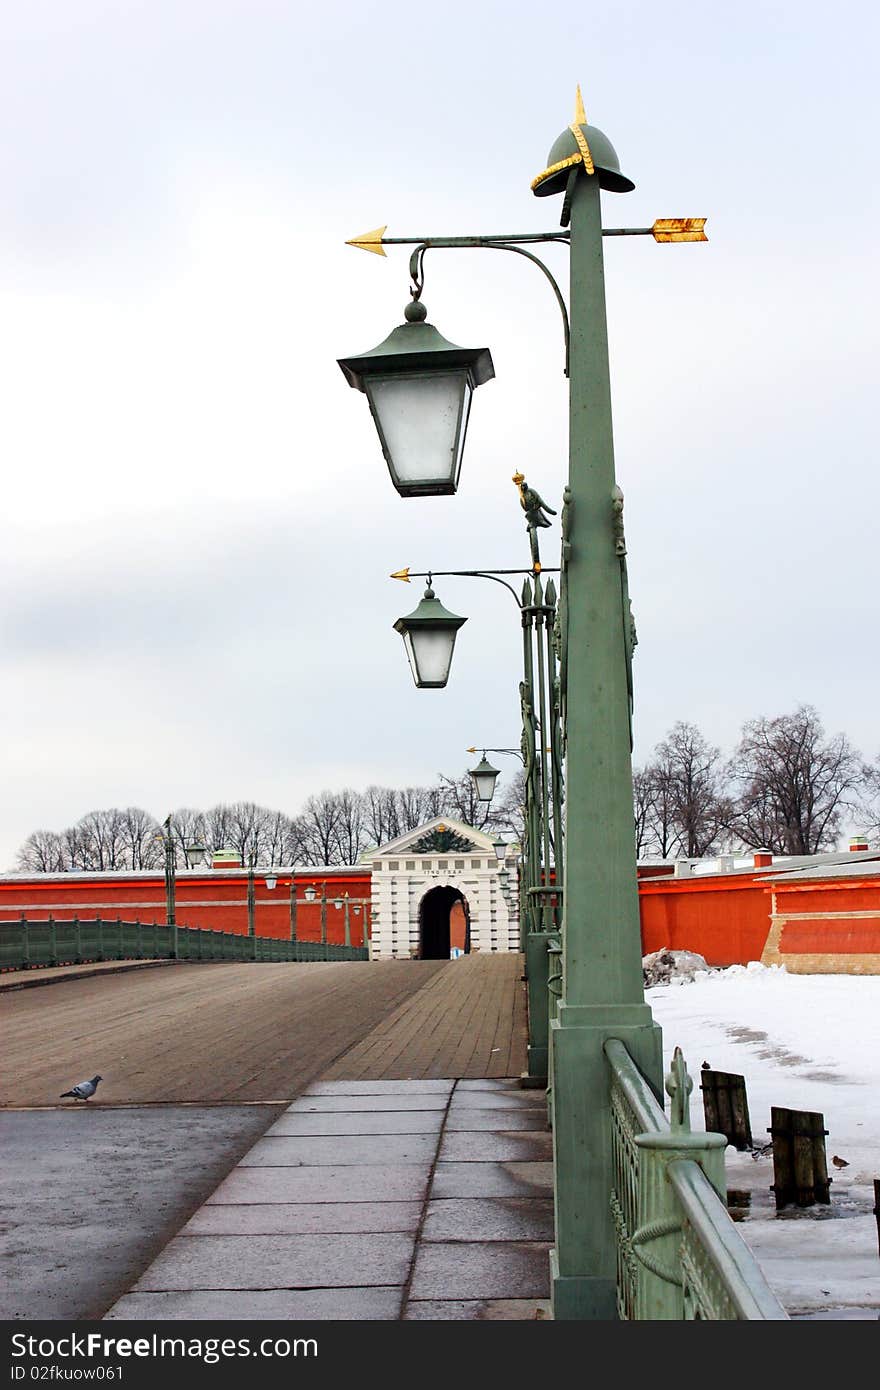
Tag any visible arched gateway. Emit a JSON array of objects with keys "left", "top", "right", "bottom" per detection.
[
  {"left": 418, "top": 885, "right": 470, "bottom": 959},
  {"left": 366, "top": 817, "right": 519, "bottom": 960}
]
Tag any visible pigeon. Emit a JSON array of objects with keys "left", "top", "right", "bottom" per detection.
[
  {"left": 60, "top": 1075, "right": 102, "bottom": 1101},
  {"left": 831, "top": 1154, "right": 849, "bottom": 1169}
]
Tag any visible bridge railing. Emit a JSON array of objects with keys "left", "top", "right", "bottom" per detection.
[
  {"left": 604, "top": 1038, "right": 788, "bottom": 1320},
  {"left": 0, "top": 917, "right": 368, "bottom": 971}
]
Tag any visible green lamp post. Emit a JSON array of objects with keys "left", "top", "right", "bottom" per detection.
[
  {"left": 532, "top": 97, "right": 664, "bottom": 1322},
  {"left": 342, "top": 86, "right": 705, "bottom": 1319}
]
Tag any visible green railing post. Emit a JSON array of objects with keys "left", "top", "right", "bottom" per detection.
[
  {"left": 22, "top": 915, "right": 30, "bottom": 967},
  {"left": 49, "top": 914, "right": 57, "bottom": 966},
  {"left": 632, "top": 1052, "right": 726, "bottom": 1319},
  {"left": 74, "top": 916, "right": 81, "bottom": 963},
  {"left": 545, "top": 935, "right": 562, "bottom": 1127}
]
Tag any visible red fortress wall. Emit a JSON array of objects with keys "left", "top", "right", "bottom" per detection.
[{"left": 0, "top": 869, "right": 372, "bottom": 948}]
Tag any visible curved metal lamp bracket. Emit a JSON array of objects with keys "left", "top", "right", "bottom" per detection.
[{"left": 406, "top": 238, "right": 571, "bottom": 376}]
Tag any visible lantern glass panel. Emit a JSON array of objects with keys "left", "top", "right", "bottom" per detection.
[
  {"left": 472, "top": 768, "right": 499, "bottom": 802},
  {"left": 366, "top": 370, "right": 471, "bottom": 495},
  {"left": 402, "top": 625, "right": 458, "bottom": 688}
]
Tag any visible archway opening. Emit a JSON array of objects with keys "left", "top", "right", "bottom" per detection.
[{"left": 418, "top": 885, "right": 470, "bottom": 960}]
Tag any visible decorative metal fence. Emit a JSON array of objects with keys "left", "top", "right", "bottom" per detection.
[
  {"left": 0, "top": 917, "right": 368, "bottom": 971},
  {"left": 605, "top": 1039, "right": 788, "bottom": 1320}
]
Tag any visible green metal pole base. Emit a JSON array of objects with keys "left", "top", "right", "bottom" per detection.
[
  {"left": 550, "top": 1005, "right": 663, "bottom": 1321},
  {"left": 524, "top": 930, "right": 553, "bottom": 1081},
  {"left": 550, "top": 1249, "right": 617, "bottom": 1321},
  {"left": 520, "top": 1055, "right": 547, "bottom": 1089}
]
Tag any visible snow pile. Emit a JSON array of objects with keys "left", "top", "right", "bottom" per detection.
[
  {"left": 712, "top": 960, "right": 787, "bottom": 980},
  {"left": 642, "top": 947, "right": 711, "bottom": 986}
]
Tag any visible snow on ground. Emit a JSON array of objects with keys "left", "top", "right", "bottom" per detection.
[{"left": 646, "top": 964, "right": 880, "bottom": 1320}]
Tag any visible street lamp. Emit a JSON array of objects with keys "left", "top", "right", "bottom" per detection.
[
  {"left": 154, "top": 815, "right": 178, "bottom": 959},
  {"left": 393, "top": 581, "right": 467, "bottom": 688},
  {"left": 493, "top": 837, "right": 509, "bottom": 863},
  {"left": 343, "top": 87, "right": 706, "bottom": 1320},
  {"left": 184, "top": 842, "right": 209, "bottom": 869},
  {"left": 469, "top": 753, "right": 501, "bottom": 803},
  {"left": 338, "top": 299, "right": 494, "bottom": 496},
  {"left": 304, "top": 885, "right": 317, "bottom": 902}
]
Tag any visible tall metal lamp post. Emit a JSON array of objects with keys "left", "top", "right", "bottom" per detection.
[{"left": 339, "top": 88, "right": 706, "bottom": 1319}]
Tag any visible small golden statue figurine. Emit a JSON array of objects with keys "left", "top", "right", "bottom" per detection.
[{"left": 513, "top": 471, "right": 557, "bottom": 568}]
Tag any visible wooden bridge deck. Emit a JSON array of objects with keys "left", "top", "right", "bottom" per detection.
[{"left": 324, "top": 953, "right": 528, "bottom": 1081}]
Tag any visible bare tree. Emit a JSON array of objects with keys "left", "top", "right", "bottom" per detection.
[
  {"left": 653, "top": 722, "right": 730, "bottom": 858},
  {"left": 362, "top": 785, "right": 401, "bottom": 849},
  {"left": 167, "top": 808, "right": 209, "bottom": 866},
  {"left": 399, "top": 785, "right": 442, "bottom": 830},
  {"left": 727, "top": 705, "right": 867, "bottom": 855},
  {"left": 436, "top": 770, "right": 495, "bottom": 831},
  {"left": 72, "top": 809, "right": 130, "bottom": 870},
  {"left": 118, "top": 807, "right": 162, "bottom": 869},
  {"left": 332, "top": 789, "right": 368, "bottom": 865},
  {"left": 16, "top": 829, "right": 69, "bottom": 872},
  {"left": 300, "top": 790, "right": 344, "bottom": 865},
  {"left": 204, "top": 804, "right": 235, "bottom": 858},
  {"left": 493, "top": 766, "right": 527, "bottom": 846},
  {"left": 632, "top": 765, "right": 655, "bottom": 858},
  {"left": 863, "top": 756, "right": 880, "bottom": 845}
]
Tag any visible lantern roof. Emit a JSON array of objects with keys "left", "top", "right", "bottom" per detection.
[{"left": 338, "top": 301, "right": 494, "bottom": 392}]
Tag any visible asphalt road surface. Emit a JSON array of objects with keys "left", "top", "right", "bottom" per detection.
[{"left": 0, "top": 960, "right": 445, "bottom": 1318}]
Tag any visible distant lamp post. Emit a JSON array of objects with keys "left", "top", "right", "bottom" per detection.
[
  {"left": 304, "top": 885, "right": 317, "bottom": 903},
  {"left": 393, "top": 580, "right": 467, "bottom": 688},
  {"left": 493, "top": 837, "right": 509, "bottom": 863},
  {"left": 246, "top": 863, "right": 257, "bottom": 959},
  {"left": 184, "top": 842, "right": 209, "bottom": 869},
  {"left": 338, "top": 299, "right": 494, "bottom": 497},
  {"left": 159, "top": 815, "right": 177, "bottom": 958},
  {"left": 469, "top": 752, "right": 501, "bottom": 803},
  {"left": 265, "top": 871, "right": 278, "bottom": 891}
]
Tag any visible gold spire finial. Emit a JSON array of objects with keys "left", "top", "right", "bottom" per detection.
[{"left": 574, "top": 85, "right": 586, "bottom": 127}]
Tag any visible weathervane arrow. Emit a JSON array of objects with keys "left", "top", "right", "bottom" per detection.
[
  {"left": 652, "top": 218, "right": 708, "bottom": 243},
  {"left": 345, "top": 226, "right": 388, "bottom": 256}
]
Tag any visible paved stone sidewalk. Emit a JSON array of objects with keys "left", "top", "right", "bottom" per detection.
[{"left": 105, "top": 1078, "right": 552, "bottom": 1320}]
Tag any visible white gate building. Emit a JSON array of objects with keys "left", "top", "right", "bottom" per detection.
[{"left": 366, "top": 818, "right": 520, "bottom": 959}]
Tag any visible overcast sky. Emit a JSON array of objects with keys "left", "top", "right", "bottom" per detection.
[{"left": 1, "top": 0, "right": 877, "bottom": 869}]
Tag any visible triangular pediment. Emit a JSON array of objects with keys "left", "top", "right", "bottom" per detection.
[{"left": 373, "top": 816, "right": 496, "bottom": 860}]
